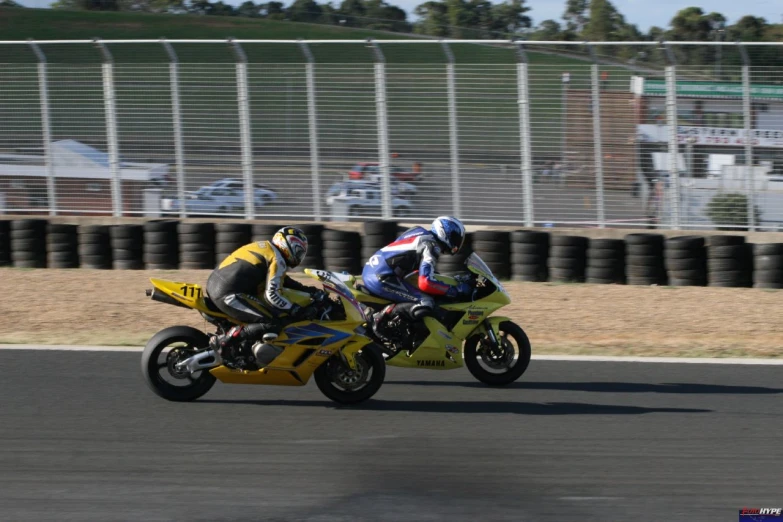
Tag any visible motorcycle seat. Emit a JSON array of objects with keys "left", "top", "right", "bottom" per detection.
[{"left": 202, "top": 295, "right": 224, "bottom": 314}]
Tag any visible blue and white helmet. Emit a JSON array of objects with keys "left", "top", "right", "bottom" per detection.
[{"left": 431, "top": 216, "right": 466, "bottom": 255}]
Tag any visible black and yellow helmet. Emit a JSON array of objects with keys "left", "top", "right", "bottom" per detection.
[{"left": 271, "top": 226, "right": 308, "bottom": 268}]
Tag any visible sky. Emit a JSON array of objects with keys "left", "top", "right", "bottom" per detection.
[{"left": 13, "top": 0, "right": 783, "bottom": 33}]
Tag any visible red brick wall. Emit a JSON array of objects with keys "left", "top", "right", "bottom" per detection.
[{"left": 0, "top": 177, "right": 147, "bottom": 215}]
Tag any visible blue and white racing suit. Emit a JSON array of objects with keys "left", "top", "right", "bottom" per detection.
[{"left": 361, "top": 226, "right": 468, "bottom": 320}]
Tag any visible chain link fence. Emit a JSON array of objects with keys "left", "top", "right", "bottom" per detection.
[{"left": 0, "top": 38, "right": 782, "bottom": 230}]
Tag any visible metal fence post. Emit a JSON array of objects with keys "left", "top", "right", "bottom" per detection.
[
  {"left": 28, "top": 40, "right": 56, "bottom": 216},
  {"left": 161, "top": 38, "right": 186, "bottom": 219},
  {"left": 229, "top": 38, "right": 254, "bottom": 220},
  {"left": 368, "top": 39, "right": 392, "bottom": 220},
  {"left": 587, "top": 44, "right": 606, "bottom": 228},
  {"left": 94, "top": 38, "right": 123, "bottom": 218},
  {"left": 516, "top": 42, "right": 534, "bottom": 227},
  {"left": 441, "top": 40, "right": 461, "bottom": 218},
  {"left": 663, "top": 42, "right": 681, "bottom": 230},
  {"left": 739, "top": 42, "right": 756, "bottom": 231},
  {"left": 299, "top": 39, "right": 322, "bottom": 222}
]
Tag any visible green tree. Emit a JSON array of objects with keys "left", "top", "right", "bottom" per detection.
[
  {"left": 338, "top": 0, "right": 365, "bottom": 25},
  {"left": 237, "top": 0, "right": 261, "bottom": 16},
  {"left": 413, "top": 1, "right": 449, "bottom": 36},
  {"left": 262, "top": 1, "right": 285, "bottom": 19},
  {"left": 286, "top": 0, "right": 322, "bottom": 22},
  {"left": 529, "top": 19, "right": 563, "bottom": 40},
  {"left": 562, "top": 0, "right": 587, "bottom": 34},
  {"left": 491, "top": 0, "right": 531, "bottom": 36}
]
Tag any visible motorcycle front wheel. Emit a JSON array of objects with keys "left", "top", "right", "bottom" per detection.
[
  {"left": 314, "top": 343, "right": 386, "bottom": 405},
  {"left": 463, "top": 321, "right": 532, "bottom": 386},
  {"left": 141, "top": 326, "right": 217, "bottom": 402}
]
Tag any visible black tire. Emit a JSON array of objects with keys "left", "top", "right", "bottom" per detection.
[
  {"left": 511, "top": 243, "right": 547, "bottom": 255},
  {"left": 666, "top": 235, "right": 705, "bottom": 249},
  {"left": 510, "top": 230, "right": 549, "bottom": 245},
  {"left": 753, "top": 243, "right": 783, "bottom": 256},
  {"left": 141, "top": 326, "right": 217, "bottom": 402},
  {"left": 550, "top": 245, "right": 585, "bottom": 258},
  {"left": 463, "top": 320, "right": 531, "bottom": 386},
  {"left": 626, "top": 244, "right": 663, "bottom": 256},
  {"left": 313, "top": 343, "right": 386, "bottom": 405},
  {"left": 551, "top": 235, "right": 588, "bottom": 248},
  {"left": 625, "top": 233, "right": 664, "bottom": 247},
  {"left": 363, "top": 220, "right": 398, "bottom": 237},
  {"left": 708, "top": 235, "right": 745, "bottom": 247}
]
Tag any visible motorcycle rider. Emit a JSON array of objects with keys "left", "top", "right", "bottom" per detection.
[
  {"left": 361, "top": 216, "right": 471, "bottom": 350},
  {"left": 205, "top": 226, "right": 326, "bottom": 367}
]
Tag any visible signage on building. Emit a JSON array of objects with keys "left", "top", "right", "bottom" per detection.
[
  {"left": 637, "top": 124, "right": 783, "bottom": 148},
  {"left": 631, "top": 77, "right": 783, "bottom": 100}
]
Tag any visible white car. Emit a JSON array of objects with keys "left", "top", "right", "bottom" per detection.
[
  {"left": 163, "top": 180, "right": 278, "bottom": 214},
  {"left": 326, "top": 180, "right": 413, "bottom": 217}
]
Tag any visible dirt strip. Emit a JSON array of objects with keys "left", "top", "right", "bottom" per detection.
[{"left": 1, "top": 267, "right": 781, "bottom": 358}]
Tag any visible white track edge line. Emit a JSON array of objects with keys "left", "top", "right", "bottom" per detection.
[{"left": 1, "top": 344, "right": 782, "bottom": 364}]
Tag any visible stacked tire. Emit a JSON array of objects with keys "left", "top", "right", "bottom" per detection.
[
  {"left": 293, "top": 223, "right": 325, "bottom": 272},
  {"left": 11, "top": 219, "right": 47, "bottom": 268},
  {"left": 215, "top": 223, "right": 252, "bottom": 266},
  {"left": 78, "top": 225, "right": 112, "bottom": 269},
  {"left": 471, "top": 230, "right": 511, "bottom": 280},
  {"left": 707, "top": 235, "right": 752, "bottom": 288},
  {"left": 360, "top": 220, "right": 399, "bottom": 264},
  {"left": 144, "top": 220, "right": 179, "bottom": 270},
  {"left": 625, "top": 233, "right": 667, "bottom": 286},
  {"left": 252, "top": 223, "right": 283, "bottom": 243},
  {"left": 664, "top": 236, "right": 706, "bottom": 286},
  {"left": 0, "top": 220, "right": 9, "bottom": 267},
  {"left": 753, "top": 243, "right": 783, "bottom": 289},
  {"left": 437, "top": 232, "right": 474, "bottom": 277},
  {"left": 586, "top": 238, "right": 625, "bottom": 284},
  {"left": 46, "top": 223, "right": 79, "bottom": 269},
  {"left": 323, "top": 228, "right": 362, "bottom": 275},
  {"left": 178, "top": 222, "right": 216, "bottom": 269},
  {"left": 111, "top": 224, "right": 144, "bottom": 270},
  {"left": 510, "top": 230, "right": 549, "bottom": 282},
  {"left": 547, "top": 235, "right": 587, "bottom": 283}
]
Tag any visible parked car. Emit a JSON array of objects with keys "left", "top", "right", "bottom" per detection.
[
  {"left": 349, "top": 162, "right": 422, "bottom": 183},
  {"left": 162, "top": 178, "right": 278, "bottom": 215},
  {"left": 204, "top": 178, "right": 278, "bottom": 206},
  {"left": 326, "top": 180, "right": 413, "bottom": 217}
]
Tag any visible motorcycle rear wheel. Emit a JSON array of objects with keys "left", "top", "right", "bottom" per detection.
[
  {"left": 314, "top": 343, "right": 386, "bottom": 405},
  {"left": 141, "top": 326, "right": 217, "bottom": 402},
  {"left": 464, "top": 321, "right": 531, "bottom": 386}
]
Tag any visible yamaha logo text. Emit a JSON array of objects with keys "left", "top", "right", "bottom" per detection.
[{"left": 417, "top": 360, "right": 445, "bottom": 367}]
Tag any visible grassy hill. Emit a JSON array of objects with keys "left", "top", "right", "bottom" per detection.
[
  {"left": 0, "top": 7, "right": 416, "bottom": 41},
  {"left": 0, "top": 8, "right": 641, "bottom": 161}
]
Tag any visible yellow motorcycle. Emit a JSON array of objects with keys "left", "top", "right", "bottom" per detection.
[
  {"left": 141, "top": 268, "right": 386, "bottom": 405},
  {"left": 337, "top": 253, "right": 531, "bottom": 386}
]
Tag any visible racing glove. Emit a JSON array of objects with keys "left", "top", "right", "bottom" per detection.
[{"left": 445, "top": 282, "right": 473, "bottom": 299}]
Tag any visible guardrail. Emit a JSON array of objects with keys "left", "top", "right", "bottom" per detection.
[{"left": 0, "top": 39, "right": 782, "bottom": 231}]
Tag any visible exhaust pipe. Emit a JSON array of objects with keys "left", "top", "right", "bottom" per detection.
[
  {"left": 146, "top": 288, "right": 191, "bottom": 309},
  {"left": 175, "top": 349, "right": 223, "bottom": 373}
]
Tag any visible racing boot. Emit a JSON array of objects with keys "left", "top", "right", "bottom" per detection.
[
  {"left": 210, "top": 325, "right": 244, "bottom": 354},
  {"left": 365, "top": 304, "right": 396, "bottom": 343}
]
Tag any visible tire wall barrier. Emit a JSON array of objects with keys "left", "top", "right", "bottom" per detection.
[{"left": 3, "top": 218, "right": 783, "bottom": 290}]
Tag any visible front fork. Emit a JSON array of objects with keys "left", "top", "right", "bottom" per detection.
[{"left": 483, "top": 319, "right": 500, "bottom": 348}]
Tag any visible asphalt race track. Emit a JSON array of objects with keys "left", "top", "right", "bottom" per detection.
[{"left": 1, "top": 349, "right": 781, "bottom": 522}]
